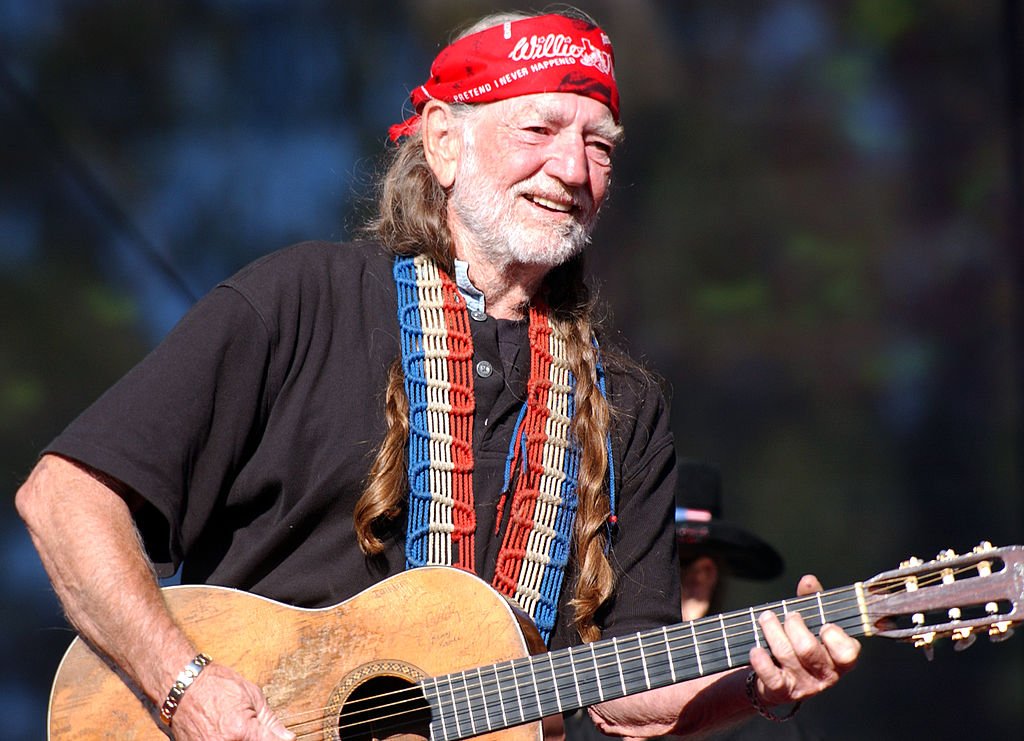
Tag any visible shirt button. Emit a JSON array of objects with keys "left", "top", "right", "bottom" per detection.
[
  {"left": 476, "top": 360, "right": 493, "bottom": 378},
  {"left": 470, "top": 309, "right": 487, "bottom": 322}
]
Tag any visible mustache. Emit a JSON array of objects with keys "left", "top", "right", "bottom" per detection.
[{"left": 513, "top": 179, "right": 596, "bottom": 217}]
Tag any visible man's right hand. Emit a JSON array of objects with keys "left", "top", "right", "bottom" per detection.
[
  {"left": 167, "top": 662, "right": 295, "bottom": 740},
  {"left": 16, "top": 455, "right": 294, "bottom": 741}
]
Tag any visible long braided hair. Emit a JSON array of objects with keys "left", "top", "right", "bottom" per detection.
[{"left": 354, "top": 9, "right": 617, "bottom": 642}]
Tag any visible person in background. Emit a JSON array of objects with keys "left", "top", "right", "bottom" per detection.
[
  {"left": 674, "top": 460, "right": 784, "bottom": 622},
  {"left": 16, "top": 8, "right": 858, "bottom": 740},
  {"left": 673, "top": 461, "right": 818, "bottom": 740}
]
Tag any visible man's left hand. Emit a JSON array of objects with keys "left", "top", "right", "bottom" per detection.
[{"left": 749, "top": 574, "right": 861, "bottom": 708}]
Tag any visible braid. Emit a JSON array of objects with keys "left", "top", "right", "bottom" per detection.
[
  {"left": 354, "top": 359, "right": 408, "bottom": 554},
  {"left": 546, "top": 259, "right": 616, "bottom": 642}
]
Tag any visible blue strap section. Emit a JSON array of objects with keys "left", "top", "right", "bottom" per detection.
[
  {"left": 595, "top": 343, "right": 617, "bottom": 549},
  {"left": 394, "top": 256, "right": 433, "bottom": 569},
  {"left": 533, "top": 368, "right": 581, "bottom": 643},
  {"left": 500, "top": 403, "right": 530, "bottom": 494}
]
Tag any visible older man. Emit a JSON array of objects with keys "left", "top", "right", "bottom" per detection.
[{"left": 16, "top": 9, "right": 858, "bottom": 741}]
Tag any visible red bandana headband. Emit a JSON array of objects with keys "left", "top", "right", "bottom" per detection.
[{"left": 388, "top": 14, "right": 619, "bottom": 142}]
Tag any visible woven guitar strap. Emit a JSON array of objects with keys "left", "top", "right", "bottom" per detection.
[{"left": 394, "top": 254, "right": 615, "bottom": 643}]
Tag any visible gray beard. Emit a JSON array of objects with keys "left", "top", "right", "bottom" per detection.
[{"left": 449, "top": 144, "right": 597, "bottom": 271}]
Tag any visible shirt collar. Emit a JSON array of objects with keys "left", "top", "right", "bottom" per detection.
[{"left": 454, "top": 259, "right": 486, "bottom": 314}]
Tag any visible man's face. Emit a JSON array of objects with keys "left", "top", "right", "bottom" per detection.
[{"left": 448, "top": 92, "right": 620, "bottom": 271}]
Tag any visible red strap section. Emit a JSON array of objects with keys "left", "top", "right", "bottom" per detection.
[
  {"left": 440, "top": 276, "right": 476, "bottom": 571},
  {"left": 492, "top": 304, "right": 554, "bottom": 596}
]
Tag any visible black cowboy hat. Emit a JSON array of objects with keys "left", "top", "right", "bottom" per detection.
[{"left": 674, "top": 460, "right": 784, "bottom": 581}]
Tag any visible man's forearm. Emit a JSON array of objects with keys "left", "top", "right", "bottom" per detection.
[
  {"left": 588, "top": 669, "right": 753, "bottom": 738},
  {"left": 16, "top": 454, "right": 196, "bottom": 706}
]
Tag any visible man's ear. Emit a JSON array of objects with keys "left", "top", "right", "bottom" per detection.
[{"left": 421, "top": 100, "right": 460, "bottom": 188}]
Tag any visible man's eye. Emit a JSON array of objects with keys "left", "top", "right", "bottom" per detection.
[{"left": 587, "top": 141, "right": 613, "bottom": 163}]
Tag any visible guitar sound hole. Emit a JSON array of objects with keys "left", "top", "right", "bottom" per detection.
[{"left": 338, "top": 675, "right": 432, "bottom": 741}]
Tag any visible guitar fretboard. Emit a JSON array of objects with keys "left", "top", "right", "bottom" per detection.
[{"left": 420, "top": 584, "right": 866, "bottom": 741}]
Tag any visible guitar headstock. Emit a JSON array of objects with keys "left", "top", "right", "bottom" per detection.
[{"left": 862, "top": 542, "right": 1024, "bottom": 655}]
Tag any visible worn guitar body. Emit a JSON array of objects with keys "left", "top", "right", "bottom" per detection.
[{"left": 48, "top": 568, "right": 545, "bottom": 740}]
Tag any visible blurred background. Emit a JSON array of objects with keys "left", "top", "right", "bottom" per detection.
[{"left": 2, "top": 1, "right": 1022, "bottom": 739}]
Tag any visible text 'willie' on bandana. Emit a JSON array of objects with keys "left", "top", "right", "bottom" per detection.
[{"left": 388, "top": 13, "right": 619, "bottom": 142}]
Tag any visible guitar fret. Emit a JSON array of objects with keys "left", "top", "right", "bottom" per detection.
[
  {"left": 548, "top": 653, "right": 563, "bottom": 714},
  {"left": 567, "top": 644, "right": 584, "bottom": 708},
  {"left": 719, "top": 615, "right": 732, "bottom": 668},
  {"left": 509, "top": 659, "right": 526, "bottom": 726},
  {"left": 662, "top": 626, "right": 677, "bottom": 682},
  {"left": 816, "top": 593, "right": 827, "bottom": 629},
  {"left": 536, "top": 650, "right": 561, "bottom": 716},
  {"left": 437, "top": 673, "right": 456, "bottom": 741},
  {"left": 749, "top": 607, "right": 761, "bottom": 648},
  {"left": 666, "top": 625, "right": 697, "bottom": 682},
  {"left": 637, "top": 634, "right": 651, "bottom": 689},
  {"left": 637, "top": 631, "right": 669, "bottom": 687},
  {"left": 617, "top": 633, "right": 662, "bottom": 695},
  {"left": 476, "top": 667, "right": 493, "bottom": 732},
  {"left": 460, "top": 671, "right": 477, "bottom": 737},
  {"left": 590, "top": 642, "right": 605, "bottom": 702},
  {"left": 690, "top": 622, "right": 703, "bottom": 675},
  {"left": 572, "top": 643, "right": 600, "bottom": 707},
  {"left": 781, "top": 598, "right": 789, "bottom": 616},
  {"left": 553, "top": 650, "right": 581, "bottom": 715},
  {"left": 612, "top": 636, "right": 627, "bottom": 695},
  {"left": 527, "top": 656, "right": 544, "bottom": 719},
  {"left": 691, "top": 618, "right": 727, "bottom": 677},
  {"left": 491, "top": 662, "right": 509, "bottom": 730},
  {"left": 442, "top": 673, "right": 462, "bottom": 740}
]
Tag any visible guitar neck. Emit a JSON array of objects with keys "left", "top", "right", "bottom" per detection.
[{"left": 422, "top": 584, "right": 866, "bottom": 740}]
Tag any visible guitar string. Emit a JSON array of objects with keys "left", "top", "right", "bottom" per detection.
[
  {"left": 279, "top": 565, "right": 996, "bottom": 740},
  {"left": 276, "top": 590, "right": 868, "bottom": 738},
  {"left": 277, "top": 562, "right": 992, "bottom": 739},
  {"left": 271, "top": 561, "right": 996, "bottom": 738},
  {"left": 283, "top": 610, "right": 872, "bottom": 740}
]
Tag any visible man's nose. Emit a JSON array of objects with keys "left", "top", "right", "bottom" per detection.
[{"left": 544, "top": 133, "right": 589, "bottom": 187}]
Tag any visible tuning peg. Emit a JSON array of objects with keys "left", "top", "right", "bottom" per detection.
[
  {"left": 936, "top": 548, "right": 958, "bottom": 561},
  {"left": 973, "top": 541, "right": 994, "bottom": 554},
  {"left": 989, "top": 621, "right": 1015, "bottom": 643},
  {"left": 952, "top": 627, "right": 976, "bottom": 651},
  {"left": 914, "top": 631, "right": 937, "bottom": 661},
  {"left": 900, "top": 556, "right": 924, "bottom": 569}
]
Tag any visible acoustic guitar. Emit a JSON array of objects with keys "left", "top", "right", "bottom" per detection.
[{"left": 48, "top": 542, "right": 1023, "bottom": 740}]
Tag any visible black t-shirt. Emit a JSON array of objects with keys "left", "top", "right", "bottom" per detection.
[{"left": 47, "top": 240, "right": 680, "bottom": 649}]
